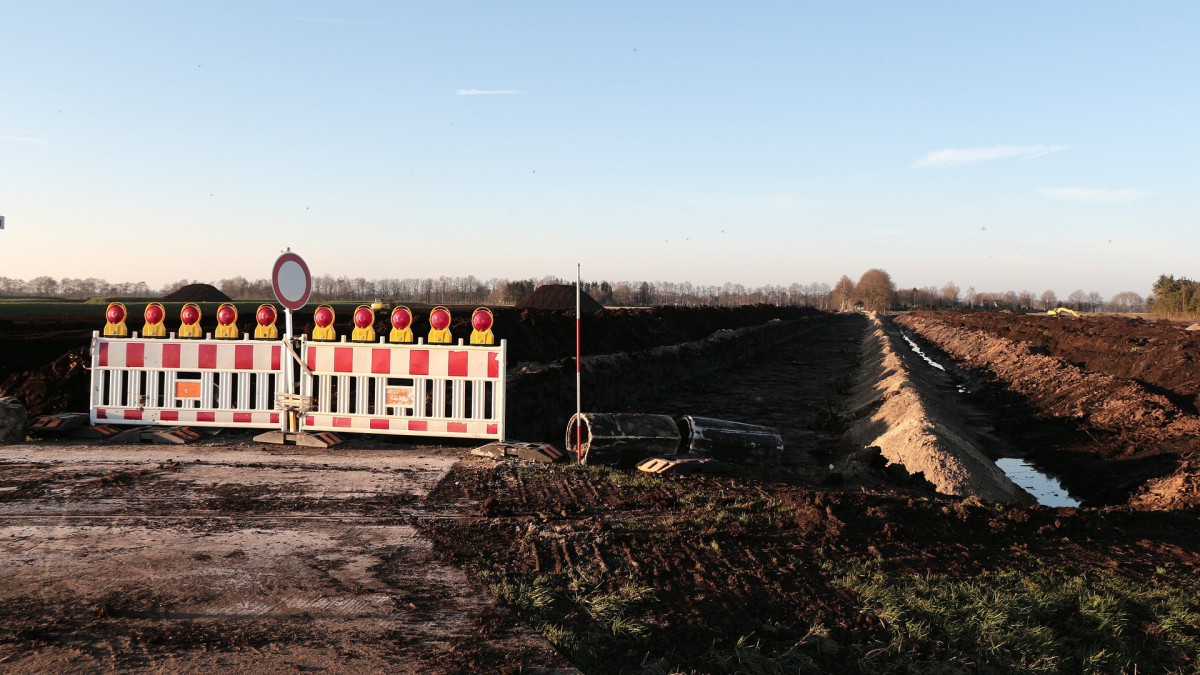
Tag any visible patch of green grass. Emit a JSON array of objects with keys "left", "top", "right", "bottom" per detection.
[
  {"left": 482, "top": 568, "right": 657, "bottom": 670},
  {"left": 832, "top": 561, "right": 1200, "bottom": 673}
]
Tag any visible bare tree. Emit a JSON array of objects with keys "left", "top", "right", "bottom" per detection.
[
  {"left": 831, "top": 276, "right": 856, "bottom": 311},
  {"left": 1040, "top": 289, "right": 1057, "bottom": 310},
  {"left": 940, "top": 282, "right": 960, "bottom": 307},
  {"left": 856, "top": 269, "right": 896, "bottom": 312}
]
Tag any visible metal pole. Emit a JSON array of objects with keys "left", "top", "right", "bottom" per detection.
[
  {"left": 283, "top": 308, "right": 294, "bottom": 431},
  {"left": 576, "top": 263, "right": 582, "bottom": 462}
]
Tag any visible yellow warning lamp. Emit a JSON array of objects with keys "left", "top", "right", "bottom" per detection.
[
  {"left": 178, "top": 303, "right": 203, "bottom": 339},
  {"left": 214, "top": 303, "right": 239, "bottom": 339},
  {"left": 312, "top": 305, "right": 337, "bottom": 341},
  {"left": 469, "top": 307, "right": 495, "bottom": 345},
  {"left": 427, "top": 306, "right": 452, "bottom": 344},
  {"left": 254, "top": 304, "right": 279, "bottom": 339},
  {"left": 351, "top": 305, "right": 376, "bottom": 342},
  {"left": 103, "top": 302, "right": 129, "bottom": 337},
  {"left": 142, "top": 303, "right": 167, "bottom": 337},
  {"left": 388, "top": 306, "right": 414, "bottom": 343}
]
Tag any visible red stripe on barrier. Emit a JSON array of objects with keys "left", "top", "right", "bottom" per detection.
[
  {"left": 487, "top": 423, "right": 498, "bottom": 435},
  {"left": 271, "top": 346, "right": 281, "bottom": 371},
  {"left": 307, "top": 347, "right": 317, "bottom": 371},
  {"left": 488, "top": 352, "right": 499, "bottom": 378},
  {"left": 163, "top": 343, "right": 181, "bottom": 368},
  {"left": 198, "top": 344, "right": 217, "bottom": 369},
  {"left": 333, "top": 417, "right": 351, "bottom": 428},
  {"left": 370, "top": 418, "right": 390, "bottom": 430},
  {"left": 126, "top": 343, "right": 145, "bottom": 368},
  {"left": 96, "top": 408, "right": 107, "bottom": 419},
  {"left": 161, "top": 410, "right": 179, "bottom": 421},
  {"left": 98, "top": 342, "right": 109, "bottom": 367},
  {"left": 305, "top": 415, "right": 314, "bottom": 425},
  {"left": 448, "top": 422, "right": 467, "bottom": 433},
  {"left": 233, "top": 412, "right": 252, "bottom": 423},
  {"left": 371, "top": 348, "right": 391, "bottom": 374},
  {"left": 408, "top": 420, "right": 428, "bottom": 431},
  {"left": 334, "top": 347, "right": 353, "bottom": 373},
  {"left": 448, "top": 351, "right": 468, "bottom": 377},
  {"left": 235, "top": 344, "right": 254, "bottom": 370},
  {"left": 124, "top": 410, "right": 142, "bottom": 420},
  {"left": 270, "top": 413, "right": 279, "bottom": 424},
  {"left": 410, "top": 350, "right": 429, "bottom": 376},
  {"left": 197, "top": 412, "right": 215, "bottom": 422}
]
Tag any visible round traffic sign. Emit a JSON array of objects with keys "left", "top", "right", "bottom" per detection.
[{"left": 271, "top": 252, "right": 312, "bottom": 311}]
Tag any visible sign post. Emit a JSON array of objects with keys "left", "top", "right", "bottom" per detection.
[{"left": 270, "top": 250, "right": 313, "bottom": 435}]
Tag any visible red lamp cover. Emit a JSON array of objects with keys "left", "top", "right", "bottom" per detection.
[
  {"left": 471, "top": 308, "right": 493, "bottom": 332},
  {"left": 391, "top": 308, "right": 412, "bottom": 330},
  {"left": 144, "top": 304, "right": 164, "bottom": 324},
  {"left": 429, "top": 308, "right": 450, "bottom": 330},
  {"left": 180, "top": 304, "right": 200, "bottom": 325},
  {"left": 106, "top": 303, "right": 125, "bottom": 324},
  {"left": 314, "top": 306, "right": 334, "bottom": 328},
  {"left": 354, "top": 306, "right": 374, "bottom": 329},
  {"left": 217, "top": 304, "right": 236, "bottom": 326},
  {"left": 256, "top": 305, "right": 276, "bottom": 326}
]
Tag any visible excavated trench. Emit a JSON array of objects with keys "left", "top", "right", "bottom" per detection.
[
  {"left": 840, "top": 314, "right": 1034, "bottom": 505},
  {"left": 897, "top": 311, "right": 1200, "bottom": 510}
]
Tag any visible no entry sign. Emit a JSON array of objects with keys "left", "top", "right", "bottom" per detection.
[{"left": 271, "top": 251, "right": 312, "bottom": 311}]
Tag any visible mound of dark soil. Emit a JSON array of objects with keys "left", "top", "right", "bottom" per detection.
[
  {"left": 514, "top": 284, "right": 603, "bottom": 311},
  {"left": 0, "top": 346, "right": 90, "bottom": 417},
  {"left": 161, "top": 284, "right": 231, "bottom": 303}
]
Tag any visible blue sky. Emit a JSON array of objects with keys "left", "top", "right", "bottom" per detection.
[{"left": 2, "top": 1, "right": 1197, "bottom": 297}]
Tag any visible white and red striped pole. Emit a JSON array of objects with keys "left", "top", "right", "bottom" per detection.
[{"left": 576, "top": 263, "right": 582, "bottom": 462}]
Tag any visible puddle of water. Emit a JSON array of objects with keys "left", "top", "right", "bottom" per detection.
[
  {"left": 902, "top": 334, "right": 946, "bottom": 371},
  {"left": 994, "top": 457, "right": 1080, "bottom": 507}
]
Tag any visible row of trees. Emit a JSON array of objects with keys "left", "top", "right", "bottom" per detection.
[
  {"left": 0, "top": 273, "right": 1159, "bottom": 314},
  {"left": 898, "top": 283, "right": 1146, "bottom": 313},
  {"left": 0, "top": 274, "right": 836, "bottom": 308},
  {"left": 1148, "top": 275, "right": 1200, "bottom": 318}
]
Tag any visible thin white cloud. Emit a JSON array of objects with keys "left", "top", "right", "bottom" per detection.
[
  {"left": 1039, "top": 187, "right": 1151, "bottom": 204},
  {"left": 288, "top": 17, "right": 378, "bottom": 26},
  {"left": 456, "top": 89, "right": 522, "bottom": 96},
  {"left": 912, "top": 144, "right": 1067, "bottom": 169},
  {"left": 0, "top": 134, "right": 47, "bottom": 144}
]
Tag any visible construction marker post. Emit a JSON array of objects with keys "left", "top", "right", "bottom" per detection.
[{"left": 576, "top": 263, "right": 583, "bottom": 462}]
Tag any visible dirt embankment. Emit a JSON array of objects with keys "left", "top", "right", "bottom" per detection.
[
  {"left": 842, "top": 315, "right": 1031, "bottom": 504},
  {"left": 0, "top": 305, "right": 819, "bottom": 418},
  {"left": 507, "top": 317, "right": 818, "bottom": 442},
  {"left": 911, "top": 311, "right": 1200, "bottom": 411},
  {"left": 898, "top": 312, "right": 1200, "bottom": 510}
]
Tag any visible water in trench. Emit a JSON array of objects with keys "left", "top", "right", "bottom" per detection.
[
  {"left": 902, "top": 334, "right": 946, "bottom": 371},
  {"left": 901, "top": 330, "right": 1079, "bottom": 507},
  {"left": 994, "top": 457, "right": 1081, "bottom": 507}
]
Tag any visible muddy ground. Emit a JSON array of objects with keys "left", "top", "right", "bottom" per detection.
[{"left": 1, "top": 307, "right": 1199, "bottom": 672}]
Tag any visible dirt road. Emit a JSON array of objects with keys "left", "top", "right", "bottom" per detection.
[{"left": 0, "top": 442, "right": 571, "bottom": 673}]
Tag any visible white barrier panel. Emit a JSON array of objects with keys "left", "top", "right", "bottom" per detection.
[
  {"left": 298, "top": 337, "right": 506, "bottom": 441},
  {"left": 89, "top": 332, "right": 287, "bottom": 429}
]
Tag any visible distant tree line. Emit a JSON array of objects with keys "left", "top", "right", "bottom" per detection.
[
  {"left": 1148, "top": 275, "right": 1200, "bottom": 318},
  {"left": 0, "top": 272, "right": 1153, "bottom": 314},
  {"left": 0, "top": 274, "right": 833, "bottom": 308},
  {"left": 896, "top": 283, "right": 1145, "bottom": 314}
]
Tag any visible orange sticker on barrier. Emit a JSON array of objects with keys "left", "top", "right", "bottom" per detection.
[
  {"left": 385, "top": 386, "right": 414, "bottom": 408},
  {"left": 175, "top": 380, "right": 202, "bottom": 400}
]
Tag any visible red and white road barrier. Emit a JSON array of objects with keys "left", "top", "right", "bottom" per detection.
[
  {"left": 89, "top": 333, "right": 288, "bottom": 429},
  {"left": 297, "top": 337, "right": 506, "bottom": 440}
]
